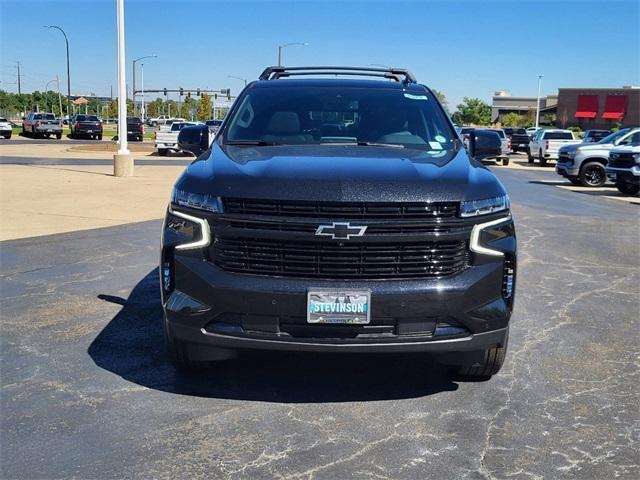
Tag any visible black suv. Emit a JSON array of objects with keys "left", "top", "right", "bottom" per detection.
[{"left": 161, "top": 66, "right": 517, "bottom": 379}]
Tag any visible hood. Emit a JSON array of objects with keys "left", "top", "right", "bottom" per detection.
[
  {"left": 175, "top": 143, "right": 506, "bottom": 203},
  {"left": 560, "top": 141, "right": 612, "bottom": 154}
]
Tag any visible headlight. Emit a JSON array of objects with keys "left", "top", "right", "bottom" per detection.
[
  {"left": 567, "top": 149, "right": 578, "bottom": 158},
  {"left": 460, "top": 195, "right": 509, "bottom": 218},
  {"left": 633, "top": 153, "right": 640, "bottom": 162},
  {"left": 171, "top": 188, "right": 223, "bottom": 213}
]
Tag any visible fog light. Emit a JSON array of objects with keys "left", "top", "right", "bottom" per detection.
[{"left": 165, "top": 290, "right": 210, "bottom": 314}]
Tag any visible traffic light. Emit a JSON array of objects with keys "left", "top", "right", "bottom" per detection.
[
  {"left": 197, "top": 88, "right": 201, "bottom": 97},
  {"left": 220, "top": 88, "right": 230, "bottom": 96},
  {"left": 163, "top": 88, "right": 167, "bottom": 96},
  {"left": 179, "top": 87, "right": 183, "bottom": 96}
]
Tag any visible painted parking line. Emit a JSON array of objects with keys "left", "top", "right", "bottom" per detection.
[{"left": 529, "top": 179, "right": 640, "bottom": 205}]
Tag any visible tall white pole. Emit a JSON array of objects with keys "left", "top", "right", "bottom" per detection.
[
  {"left": 535, "top": 74, "right": 543, "bottom": 129},
  {"left": 114, "top": 0, "right": 133, "bottom": 176},
  {"left": 141, "top": 63, "right": 145, "bottom": 123},
  {"left": 56, "top": 75, "right": 63, "bottom": 118}
]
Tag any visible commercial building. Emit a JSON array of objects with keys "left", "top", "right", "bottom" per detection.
[
  {"left": 492, "top": 86, "right": 639, "bottom": 129},
  {"left": 491, "top": 91, "right": 557, "bottom": 123},
  {"left": 555, "top": 86, "right": 639, "bottom": 130}
]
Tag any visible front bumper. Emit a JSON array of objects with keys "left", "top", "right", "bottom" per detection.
[
  {"left": 162, "top": 241, "right": 515, "bottom": 356},
  {"left": 606, "top": 166, "right": 640, "bottom": 183},
  {"left": 556, "top": 160, "right": 578, "bottom": 178}
]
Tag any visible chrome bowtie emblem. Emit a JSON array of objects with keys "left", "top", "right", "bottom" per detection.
[{"left": 315, "top": 222, "right": 367, "bottom": 240}]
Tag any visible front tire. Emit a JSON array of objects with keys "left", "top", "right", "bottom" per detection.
[
  {"left": 579, "top": 161, "right": 607, "bottom": 187},
  {"left": 3, "top": 133, "right": 11, "bottom": 139},
  {"left": 527, "top": 148, "right": 534, "bottom": 163},
  {"left": 502, "top": 157, "right": 509, "bottom": 166},
  {"left": 456, "top": 328, "right": 509, "bottom": 380},
  {"left": 158, "top": 148, "right": 168, "bottom": 156},
  {"left": 616, "top": 180, "right": 640, "bottom": 195},
  {"left": 56, "top": 132, "right": 62, "bottom": 140}
]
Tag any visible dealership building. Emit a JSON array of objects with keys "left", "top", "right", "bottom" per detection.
[{"left": 492, "top": 86, "right": 639, "bottom": 129}]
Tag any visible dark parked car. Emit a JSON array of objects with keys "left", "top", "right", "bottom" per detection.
[
  {"left": 504, "top": 127, "right": 530, "bottom": 153},
  {"left": 70, "top": 114, "right": 103, "bottom": 140},
  {"left": 161, "top": 66, "right": 516, "bottom": 380},
  {"left": 127, "top": 117, "right": 144, "bottom": 141},
  {"left": 582, "top": 129, "right": 611, "bottom": 143}
]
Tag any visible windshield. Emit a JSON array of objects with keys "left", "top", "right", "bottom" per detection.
[
  {"left": 597, "top": 128, "right": 630, "bottom": 144},
  {"left": 77, "top": 115, "right": 99, "bottom": 121},
  {"left": 224, "top": 85, "right": 456, "bottom": 155},
  {"left": 488, "top": 129, "right": 505, "bottom": 138},
  {"left": 545, "top": 131, "right": 574, "bottom": 140}
]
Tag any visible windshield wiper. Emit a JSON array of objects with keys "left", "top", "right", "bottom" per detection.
[
  {"left": 357, "top": 141, "right": 405, "bottom": 148},
  {"left": 225, "top": 140, "right": 278, "bottom": 146}
]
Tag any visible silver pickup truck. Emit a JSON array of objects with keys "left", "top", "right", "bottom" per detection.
[{"left": 22, "top": 112, "right": 63, "bottom": 139}]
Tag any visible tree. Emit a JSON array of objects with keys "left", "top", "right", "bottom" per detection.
[
  {"left": 196, "top": 94, "right": 212, "bottom": 121},
  {"left": 500, "top": 112, "right": 527, "bottom": 127},
  {"left": 432, "top": 89, "right": 449, "bottom": 113},
  {"left": 452, "top": 97, "right": 491, "bottom": 126}
]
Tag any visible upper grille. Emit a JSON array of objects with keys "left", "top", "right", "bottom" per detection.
[
  {"left": 223, "top": 198, "right": 458, "bottom": 219},
  {"left": 608, "top": 155, "right": 636, "bottom": 169},
  {"left": 213, "top": 237, "right": 469, "bottom": 279}
]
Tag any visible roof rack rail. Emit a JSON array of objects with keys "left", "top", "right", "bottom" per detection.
[{"left": 258, "top": 66, "right": 417, "bottom": 84}]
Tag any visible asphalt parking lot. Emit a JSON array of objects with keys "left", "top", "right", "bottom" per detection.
[{"left": 1, "top": 154, "right": 638, "bottom": 479}]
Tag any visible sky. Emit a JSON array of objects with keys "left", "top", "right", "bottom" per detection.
[{"left": 1, "top": 0, "right": 638, "bottom": 107}]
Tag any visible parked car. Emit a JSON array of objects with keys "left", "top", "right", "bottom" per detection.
[
  {"left": 70, "top": 114, "right": 103, "bottom": 140},
  {"left": 161, "top": 65, "right": 514, "bottom": 380},
  {"left": 127, "top": 117, "right": 145, "bottom": 141},
  {"left": 606, "top": 144, "right": 640, "bottom": 195},
  {"left": 505, "top": 128, "right": 530, "bottom": 153},
  {"left": 484, "top": 128, "right": 510, "bottom": 165},
  {"left": 582, "top": 129, "right": 611, "bottom": 143},
  {"left": 527, "top": 129, "right": 580, "bottom": 165},
  {"left": 155, "top": 121, "right": 201, "bottom": 155},
  {"left": 22, "top": 112, "right": 62, "bottom": 139},
  {"left": 0, "top": 117, "right": 12, "bottom": 139},
  {"left": 556, "top": 128, "right": 640, "bottom": 187},
  {"left": 526, "top": 127, "right": 538, "bottom": 138},
  {"left": 147, "top": 115, "right": 174, "bottom": 127}
]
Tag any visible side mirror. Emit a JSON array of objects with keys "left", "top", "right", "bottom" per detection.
[
  {"left": 178, "top": 125, "right": 210, "bottom": 156},
  {"left": 469, "top": 130, "right": 502, "bottom": 161}
]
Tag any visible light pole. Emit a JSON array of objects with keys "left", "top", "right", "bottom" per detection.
[
  {"left": 277, "top": 42, "right": 308, "bottom": 66},
  {"left": 228, "top": 75, "right": 248, "bottom": 87},
  {"left": 114, "top": 0, "right": 133, "bottom": 176},
  {"left": 140, "top": 63, "right": 145, "bottom": 123},
  {"left": 535, "top": 74, "right": 544, "bottom": 129},
  {"left": 44, "top": 25, "right": 71, "bottom": 118},
  {"left": 132, "top": 54, "right": 156, "bottom": 114}
]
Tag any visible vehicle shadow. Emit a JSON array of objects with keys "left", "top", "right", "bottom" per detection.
[{"left": 88, "top": 269, "right": 459, "bottom": 403}]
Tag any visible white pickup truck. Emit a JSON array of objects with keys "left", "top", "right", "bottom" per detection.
[
  {"left": 147, "top": 115, "right": 174, "bottom": 127},
  {"left": 155, "top": 121, "right": 201, "bottom": 156},
  {"left": 527, "top": 129, "right": 581, "bottom": 165}
]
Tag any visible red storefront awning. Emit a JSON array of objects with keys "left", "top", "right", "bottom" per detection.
[
  {"left": 574, "top": 95, "right": 598, "bottom": 118},
  {"left": 602, "top": 95, "right": 628, "bottom": 120}
]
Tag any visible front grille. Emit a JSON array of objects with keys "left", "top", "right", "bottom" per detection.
[
  {"left": 224, "top": 198, "right": 458, "bottom": 219},
  {"left": 608, "top": 156, "right": 636, "bottom": 169},
  {"left": 213, "top": 237, "right": 469, "bottom": 279}
]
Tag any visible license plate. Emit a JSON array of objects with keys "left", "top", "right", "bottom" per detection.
[
  {"left": 87, "top": 130, "right": 93, "bottom": 133},
  {"left": 307, "top": 289, "right": 370, "bottom": 324},
  {"left": 47, "top": 129, "right": 53, "bottom": 132}
]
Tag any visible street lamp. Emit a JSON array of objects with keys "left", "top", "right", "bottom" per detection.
[
  {"left": 132, "top": 54, "right": 156, "bottom": 114},
  {"left": 535, "top": 74, "right": 544, "bottom": 129},
  {"left": 228, "top": 75, "right": 248, "bottom": 87},
  {"left": 277, "top": 42, "right": 308, "bottom": 66},
  {"left": 44, "top": 25, "right": 71, "bottom": 118}
]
